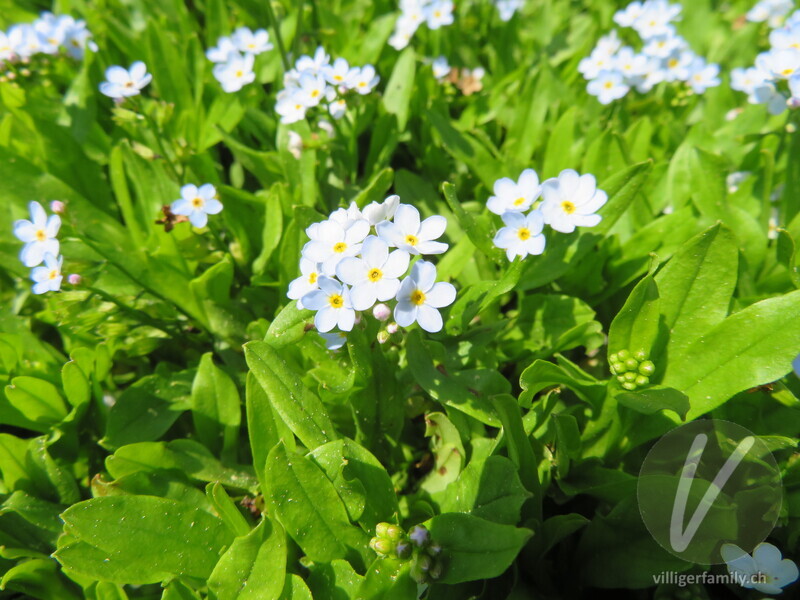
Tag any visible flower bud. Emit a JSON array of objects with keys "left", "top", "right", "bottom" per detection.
[
  {"left": 49, "top": 200, "right": 65, "bottom": 214},
  {"left": 383, "top": 524, "right": 404, "bottom": 541},
  {"left": 608, "top": 353, "right": 618, "bottom": 363},
  {"left": 624, "top": 358, "right": 639, "bottom": 371},
  {"left": 616, "top": 375, "right": 626, "bottom": 383},
  {"left": 621, "top": 381, "right": 637, "bottom": 391},
  {"left": 370, "top": 537, "right": 393, "bottom": 555},
  {"left": 373, "top": 303, "right": 392, "bottom": 321},
  {"left": 377, "top": 331, "right": 390, "bottom": 344},
  {"left": 386, "top": 322, "right": 399, "bottom": 334},
  {"left": 639, "top": 360, "right": 655, "bottom": 376},
  {"left": 624, "top": 371, "right": 637, "bottom": 382},
  {"left": 417, "top": 554, "right": 432, "bottom": 572},
  {"left": 616, "top": 349, "right": 630, "bottom": 361},
  {"left": 428, "top": 559, "right": 444, "bottom": 580},
  {"left": 634, "top": 349, "right": 647, "bottom": 361},
  {"left": 635, "top": 375, "right": 649, "bottom": 387},
  {"left": 375, "top": 522, "right": 392, "bottom": 538},
  {"left": 409, "top": 524, "right": 430, "bottom": 547},
  {"left": 67, "top": 273, "right": 82, "bottom": 285},
  {"left": 610, "top": 362, "right": 624, "bottom": 375},
  {"left": 395, "top": 541, "right": 412, "bottom": 559}
]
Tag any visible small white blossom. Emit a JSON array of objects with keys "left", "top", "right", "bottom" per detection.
[
  {"left": 31, "top": 253, "right": 63, "bottom": 294},
  {"left": 14, "top": 201, "right": 61, "bottom": 268},
  {"left": 206, "top": 36, "right": 238, "bottom": 63},
  {"left": 301, "top": 277, "right": 356, "bottom": 332},
  {"left": 721, "top": 543, "right": 798, "bottom": 595},
  {"left": 323, "top": 57, "right": 358, "bottom": 87},
  {"left": 487, "top": 169, "right": 542, "bottom": 215},
  {"left": 302, "top": 219, "right": 370, "bottom": 276},
  {"left": 376, "top": 204, "right": 448, "bottom": 255},
  {"left": 213, "top": 53, "right": 256, "bottom": 93},
  {"left": 493, "top": 211, "right": 546, "bottom": 261},
  {"left": 587, "top": 70, "right": 630, "bottom": 104},
  {"left": 171, "top": 183, "right": 223, "bottom": 228},
  {"left": 99, "top": 61, "right": 152, "bottom": 99},
  {"left": 394, "top": 260, "right": 456, "bottom": 333},
  {"left": 432, "top": 55, "right": 451, "bottom": 80},
  {"left": 363, "top": 194, "right": 401, "bottom": 226},
  {"left": 336, "top": 236, "right": 410, "bottom": 311},
  {"left": 540, "top": 169, "right": 607, "bottom": 233},
  {"left": 288, "top": 258, "right": 321, "bottom": 309},
  {"left": 352, "top": 65, "right": 380, "bottom": 94},
  {"left": 232, "top": 27, "right": 272, "bottom": 55}
]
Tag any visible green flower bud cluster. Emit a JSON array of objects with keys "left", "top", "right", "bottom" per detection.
[
  {"left": 609, "top": 349, "right": 655, "bottom": 391},
  {"left": 370, "top": 523, "right": 444, "bottom": 583}
]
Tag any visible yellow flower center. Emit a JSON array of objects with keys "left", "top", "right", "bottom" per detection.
[
  {"left": 248, "top": 43, "right": 256, "bottom": 49},
  {"left": 405, "top": 234, "right": 418, "bottom": 246},
  {"left": 35, "top": 230, "right": 47, "bottom": 242},
  {"left": 192, "top": 197, "right": 204, "bottom": 208},
  {"left": 358, "top": 81, "right": 367, "bottom": 87},
  {"left": 782, "top": 68, "right": 795, "bottom": 77},
  {"left": 71, "top": 39, "right": 80, "bottom": 47},
  {"left": 410, "top": 289, "right": 426, "bottom": 306},
  {"left": 604, "top": 80, "right": 614, "bottom": 89},
  {"left": 308, "top": 272, "right": 318, "bottom": 284},
  {"left": 311, "top": 89, "right": 320, "bottom": 98},
  {"left": 333, "top": 242, "right": 348, "bottom": 253},
  {"left": 334, "top": 75, "right": 343, "bottom": 81},
  {"left": 48, "top": 269, "right": 59, "bottom": 280},
  {"left": 513, "top": 196, "right": 526, "bottom": 206},
  {"left": 367, "top": 268, "right": 383, "bottom": 282},
  {"left": 517, "top": 227, "right": 531, "bottom": 241},
  {"left": 124, "top": 81, "right": 134, "bottom": 88},
  {"left": 434, "top": 10, "right": 442, "bottom": 17},
  {"left": 328, "top": 294, "right": 344, "bottom": 308},
  {"left": 235, "top": 70, "right": 243, "bottom": 78},
  {"left": 561, "top": 201, "right": 576, "bottom": 214},
  {"left": 668, "top": 58, "right": 678, "bottom": 69}
]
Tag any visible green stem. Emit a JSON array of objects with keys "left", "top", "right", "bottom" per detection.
[{"left": 266, "top": 0, "right": 291, "bottom": 71}]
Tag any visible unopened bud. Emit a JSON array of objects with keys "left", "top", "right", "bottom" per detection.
[
  {"left": 616, "top": 349, "right": 630, "bottom": 361},
  {"left": 624, "top": 371, "right": 637, "bottom": 383},
  {"left": 395, "top": 541, "right": 412, "bottom": 559},
  {"left": 370, "top": 537, "right": 392, "bottom": 555},
  {"left": 639, "top": 360, "right": 655, "bottom": 376},
  {"left": 428, "top": 559, "right": 443, "bottom": 580},
  {"left": 67, "top": 273, "right": 82, "bottom": 285},
  {"left": 635, "top": 375, "right": 650, "bottom": 387},
  {"left": 386, "top": 322, "right": 399, "bottom": 334},
  {"left": 634, "top": 349, "right": 647, "bottom": 361},
  {"left": 624, "top": 358, "right": 639, "bottom": 371},
  {"left": 377, "top": 331, "right": 390, "bottom": 344},
  {"left": 373, "top": 303, "right": 391, "bottom": 321},
  {"left": 621, "top": 382, "right": 637, "bottom": 391},
  {"left": 50, "top": 200, "right": 66, "bottom": 214},
  {"left": 409, "top": 525, "right": 430, "bottom": 547}
]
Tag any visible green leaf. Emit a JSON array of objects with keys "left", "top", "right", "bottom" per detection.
[
  {"left": 441, "top": 181, "right": 501, "bottom": 262},
  {"left": 264, "top": 303, "right": 313, "bottom": 349},
  {"left": 663, "top": 290, "right": 800, "bottom": 418},
  {"left": 244, "top": 341, "right": 337, "bottom": 451},
  {"left": 542, "top": 106, "right": 577, "bottom": 178},
  {"left": 424, "top": 513, "right": 533, "bottom": 584},
  {"left": 206, "top": 482, "right": 251, "bottom": 537},
  {"left": 208, "top": 518, "right": 286, "bottom": 600},
  {"left": 654, "top": 224, "right": 737, "bottom": 359},
  {"left": 518, "top": 359, "right": 605, "bottom": 408},
  {"left": 61, "top": 361, "right": 91, "bottom": 409},
  {"left": 381, "top": 48, "right": 416, "bottom": 131},
  {"left": 608, "top": 274, "right": 661, "bottom": 356},
  {"left": 439, "top": 455, "right": 531, "bottom": 525},
  {"left": 615, "top": 386, "right": 690, "bottom": 420},
  {"left": 55, "top": 496, "right": 234, "bottom": 585},
  {"left": 493, "top": 394, "right": 539, "bottom": 496},
  {"left": 264, "top": 443, "right": 368, "bottom": 566},
  {"left": 2, "top": 377, "right": 68, "bottom": 432},
  {"left": 191, "top": 353, "right": 241, "bottom": 459}
]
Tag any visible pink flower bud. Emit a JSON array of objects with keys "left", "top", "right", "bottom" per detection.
[
  {"left": 68, "top": 274, "right": 82, "bottom": 285},
  {"left": 50, "top": 200, "right": 66, "bottom": 214},
  {"left": 372, "top": 303, "right": 391, "bottom": 321},
  {"left": 377, "top": 331, "right": 390, "bottom": 344},
  {"left": 386, "top": 322, "right": 399, "bottom": 334}
]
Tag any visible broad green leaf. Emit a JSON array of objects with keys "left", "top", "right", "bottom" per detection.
[
  {"left": 264, "top": 443, "right": 368, "bottom": 566},
  {"left": 615, "top": 386, "right": 690, "bottom": 420},
  {"left": 425, "top": 513, "right": 532, "bottom": 584},
  {"left": 191, "top": 353, "right": 241, "bottom": 459},
  {"left": 55, "top": 496, "right": 234, "bottom": 585},
  {"left": 207, "top": 518, "right": 286, "bottom": 600},
  {"left": 608, "top": 274, "right": 661, "bottom": 357},
  {"left": 493, "top": 394, "right": 539, "bottom": 496},
  {"left": 244, "top": 341, "right": 337, "bottom": 451},
  {"left": 439, "top": 455, "right": 531, "bottom": 525},
  {"left": 2, "top": 377, "right": 68, "bottom": 432},
  {"left": 382, "top": 48, "right": 416, "bottom": 130}
]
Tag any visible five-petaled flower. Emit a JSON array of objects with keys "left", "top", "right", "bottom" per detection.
[
  {"left": 336, "top": 236, "right": 411, "bottom": 311},
  {"left": 540, "top": 169, "right": 607, "bottom": 233},
  {"left": 394, "top": 260, "right": 456, "bottom": 333},
  {"left": 99, "top": 61, "right": 152, "bottom": 99},
  {"left": 171, "top": 183, "right": 224, "bottom": 229},
  {"left": 377, "top": 204, "right": 448, "bottom": 255},
  {"left": 722, "top": 542, "right": 799, "bottom": 595},
  {"left": 493, "top": 210, "right": 547, "bottom": 261},
  {"left": 301, "top": 276, "right": 357, "bottom": 332},
  {"left": 31, "top": 253, "right": 63, "bottom": 295},
  {"left": 14, "top": 201, "right": 61, "bottom": 267}
]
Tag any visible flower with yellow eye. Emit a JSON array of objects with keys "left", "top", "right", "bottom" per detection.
[
  {"left": 493, "top": 210, "right": 546, "bottom": 262},
  {"left": 376, "top": 204, "right": 448, "bottom": 256},
  {"left": 301, "top": 276, "right": 356, "bottom": 333},
  {"left": 99, "top": 61, "right": 152, "bottom": 99},
  {"left": 336, "top": 236, "right": 410, "bottom": 311},
  {"left": 351, "top": 65, "right": 380, "bottom": 95},
  {"left": 213, "top": 53, "right": 256, "bottom": 93},
  {"left": 288, "top": 258, "right": 323, "bottom": 310},
  {"left": 303, "top": 219, "right": 370, "bottom": 276},
  {"left": 540, "top": 169, "right": 607, "bottom": 234},
  {"left": 30, "top": 253, "right": 63, "bottom": 295},
  {"left": 171, "top": 184, "right": 223, "bottom": 228},
  {"left": 323, "top": 57, "right": 359, "bottom": 88},
  {"left": 232, "top": 27, "right": 272, "bottom": 55},
  {"left": 394, "top": 260, "right": 456, "bottom": 333},
  {"left": 14, "top": 201, "right": 61, "bottom": 268},
  {"left": 487, "top": 169, "right": 541, "bottom": 215},
  {"left": 296, "top": 73, "right": 329, "bottom": 107}
]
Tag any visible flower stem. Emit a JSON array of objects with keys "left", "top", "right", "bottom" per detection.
[{"left": 266, "top": 0, "right": 291, "bottom": 72}]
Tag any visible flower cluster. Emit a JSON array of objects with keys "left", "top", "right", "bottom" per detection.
[
  {"left": 288, "top": 194, "right": 456, "bottom": 340},
  {"left": 389, "top": 0, "right": 455, "bottom": 50},
  {"left": 747, "top": 0, "right": 794, "bottom": 28},
  {"left": 370, "top": 523, "right": 444, "bottom": 584},
  {"left": 608, "top": 349, "right": 655, "bottom": 391},
  {"left": 206, "top": 27, "right": 273, "bottom": 93},
  {"left": 169, "top": 184, "right": 223, "bottom": 229},
  {"left": 99, "top": 62, "right": 153, "bottom": 99},
  {"left": 731, "top": 11, "right": 800, "bottom": 115},
  {"left": 580, "top": 1, "right": 720, "bottom": 104},
  {"left": 13, "top": 202, "right": 64, "bottom": 295},
  {"left": 276, "top": 47, "right": 380, "bottom": 124},
  {"left": 494, "top": 0, "right": 525, "bottom": 22},
  {"left": 490, "top": 168, "right": 606, "bottom": 261},
  {"left": 0, "top": 12, "right": 96, "bottom": 65}
]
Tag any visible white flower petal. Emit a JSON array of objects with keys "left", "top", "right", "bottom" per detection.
[
  {"left": 382, "top": 249, "right": 410, "bottom": 278},
  {"left": 394, "top": 204, "right": 421, "bottom": 234},
  {"left": 29, "top": 201, "right": 47, "bottom": 227},
  {"left": 415, "top": 240, "right": 448, "bottom": 255},
  {"left": 374, "top": 278, "right": 400, "bottom": 301},
  {"left": 411, "top": 260, "right": 437, "bottom": 291},
  {"left": 13, "top": 220, "right": 36, "bottom": 242},
  {"left": 315, "top": 306, "right": 339, "bottom": 332},
  {"left": 426, "top": 281, "right": 456, "bottom": 308},
  {"left": 204, "top": 198, "right": 224, "bottom": 215},
  {"left": 189, "top": 211, "right": 208, "bottom": 228},
  {"left": 418, "top": 215, "right": 447, "bottom": 241},
  {"left": 350, "top": 283, "right": 377, "bottom": 311},
  {"left": 20, "top": 242, "right": 46, "bottom": 267},
  {"left": 416, "top": 304, "right": 443, "bottom": 332},
  {"left": 361, "top": 236, "right": 388, "bottom": 266},
  {"left": 45, "top": 215, "right": 61, "bottom": 237},
  {"left": 394, "top": 301, "right": 417, "bottom": 327}
]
